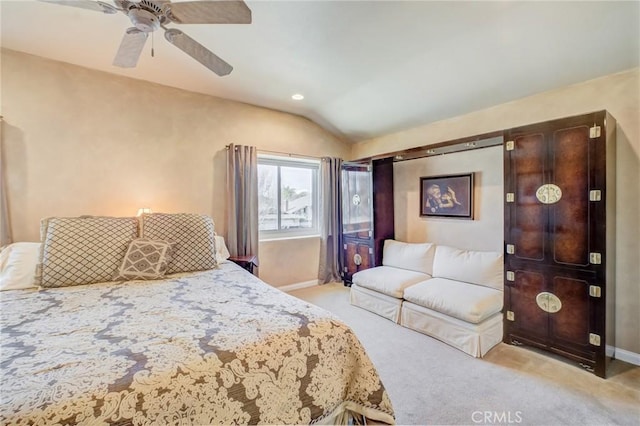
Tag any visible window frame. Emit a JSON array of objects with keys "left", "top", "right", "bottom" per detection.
[{"left": 257, "top": 154, "right": 320, "bottom": 240}]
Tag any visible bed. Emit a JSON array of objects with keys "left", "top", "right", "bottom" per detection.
[{"left": 0, "top": 214, "right": 394, "bottom": 425}]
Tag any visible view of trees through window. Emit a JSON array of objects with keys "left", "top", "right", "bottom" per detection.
[{"left": 258, "top": 156, "right": 318, "bottom": 236}]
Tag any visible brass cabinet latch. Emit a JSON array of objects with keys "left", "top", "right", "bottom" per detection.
[
  {"left": 536, "top": 292, "right": 562, "bottom": 313},
  {"left": 589, "top": 285, "right": 602, "bottom": 298}
]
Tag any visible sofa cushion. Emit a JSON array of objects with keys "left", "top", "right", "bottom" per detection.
[
  {"left": 382, "top": 240, "right": 436, "bottom": 275},
  {"left": 403, "top": 277, "right": 503, "bottom": 324},
  {"left": 352, "top": 266, "right": 430, "bottom": 299},
  {"left": 432, "top": 245, "right": 503, "bottom": 290}
]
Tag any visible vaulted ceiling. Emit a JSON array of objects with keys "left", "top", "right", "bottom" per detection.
[{"left": 2, "top": 1, "right": 639, "bottom": 142}]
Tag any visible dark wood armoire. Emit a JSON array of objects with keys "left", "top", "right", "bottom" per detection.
[
  {"left": 503, "top": 111, "right": 616, "bottom": 378},
  {"left": 341, "top": 158, "right": 394, "bottom": 285}
]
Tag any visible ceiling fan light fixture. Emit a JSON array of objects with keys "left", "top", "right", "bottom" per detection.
[{"left": 291, "top": 94, "right": 304, "bottom": 101}]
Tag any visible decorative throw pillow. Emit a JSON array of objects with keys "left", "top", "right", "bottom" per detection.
[
  {"left": 114, "top": 239, "right": 173, "bottom": 281},
  {"left": 39, "top": 216, "right": 139, "bottom": 288},
  {"left": 140, "top": 213, "right": 217, "bottom": 274}
]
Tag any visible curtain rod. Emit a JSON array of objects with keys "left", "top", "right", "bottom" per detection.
[{"left": 225, "top": 144, "right": 322, "bottom": 161}]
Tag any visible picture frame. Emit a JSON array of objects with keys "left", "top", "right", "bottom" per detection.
[{"left": 420, "top": 173, "right": 474, "bottom": 219}]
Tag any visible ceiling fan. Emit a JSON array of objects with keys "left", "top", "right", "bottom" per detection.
[{"left": 40, "top": 0, "right": 252, "bottom": 76}]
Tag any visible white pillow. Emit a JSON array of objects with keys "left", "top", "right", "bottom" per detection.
[
  {"left": 432, "top": 245, "right": 503, "bottom": 290},
  {"left": 382, "top": 239, "right": 435, "bottom": 275},
  {"left": 215, "top": 235, "right": 231, "bottom": 263},
  {"left": 0, "top": 242, "right": 41, "bottom": 291}
]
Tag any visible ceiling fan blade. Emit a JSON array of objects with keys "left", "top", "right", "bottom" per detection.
[
  {"left": 113, "top": 28, "right": 148, "bottom": 68},
  {"left": 166, "top": 0, "right": 251, "bottom": 24},
  {"left": 164, "top": 29, "right": 233, "bottom": 76},
  {"left": 39, "top": 0, "right": 118, "bottom": 14}
]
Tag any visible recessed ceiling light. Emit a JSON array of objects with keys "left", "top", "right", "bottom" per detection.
[{"left": 291, "top": 94, "right": 304, "bottom": 100}]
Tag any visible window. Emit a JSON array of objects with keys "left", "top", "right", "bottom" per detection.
[{"left": 258, "top": 154, "right": 320, "bottom": 239}]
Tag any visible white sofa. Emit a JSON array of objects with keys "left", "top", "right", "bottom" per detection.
[{"left": 350, "top": 240, "right": 503, "bottom": 357}]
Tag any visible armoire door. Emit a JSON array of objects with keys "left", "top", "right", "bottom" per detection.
[
  {"left": 343, "top": 240, "right": 373, "bottom": 280},
  {"left": 340, "top": 159, "right": 395, "bottom": 285},
  {"left": 504, "top": 110, "right": 615, "bottom": 378},
  {"left": 341, "top": 162, "right": 373, "bottom": 284},
  {"left": 505, "top": 121, "right": 601, "bottom": 271},
  {"left": 506, "top": 267, "right": 600, "bottom": 365},
  {"left": 341, "top": 163, "right": 372, "bottom": 238}
]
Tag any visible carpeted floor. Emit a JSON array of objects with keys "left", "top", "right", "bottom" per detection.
[{"left": 289, "top": 283, "right": 640, "bottom": 426}]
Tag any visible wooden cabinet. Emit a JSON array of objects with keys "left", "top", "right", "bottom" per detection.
[
  {"left": 341, "top": 158, "right": 394, "bottom": 285},
  {"left": 503, "top": 111, "right": 616, "bottom": 378}
]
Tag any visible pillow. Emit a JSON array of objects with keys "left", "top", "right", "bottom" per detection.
[
  {"left": 0, "top": 242, "right": 41, "bottom": 291},
  {"left": 432, "top": 245, "right": 503, "bottom": 290},
  {"left": 215, "top": 235, "right": 231, "bottom": 263},
  {"left": 39, "top": 216, "right": 139, "bottom": 288},
  {"left": 382, "top": 239, "right": 436, "bottom": 275},
  {"left": 114, "top": 238, "right": 173, "bottom": 281},
  {"left": 140, "top": 213, "right": 217, "bottom": 274}
]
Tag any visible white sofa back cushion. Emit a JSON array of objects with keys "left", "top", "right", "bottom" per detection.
[
  {"left": 433, "top": 245, "right": 503, "bottom": 290},
  {"left": 382, "top": 240, "right": 436, "bottom": 275}
]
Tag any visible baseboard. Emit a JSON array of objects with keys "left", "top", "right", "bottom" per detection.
[
  {"left": 606, "top": 345, "right": 615, "bottom": 358},
  {"left": 613, "top": 347, "right": 640, "bottom": 366},
  {"left": 278, "top": 280, "right": 319, "bottom": 293}
]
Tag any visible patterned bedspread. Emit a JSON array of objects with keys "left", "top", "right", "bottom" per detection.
[{"left": 0, "top": 262, "right": 394, "bottom": 425}]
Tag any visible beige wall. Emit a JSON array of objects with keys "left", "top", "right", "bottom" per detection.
[
  {"left": 352, "top": 68, "right": 640, "bottom": 354},
  {"left": 259, "top": 237, "right": 321, "bottom": 286},
  {"left": 1, "top": 49, "right": 349, "bottom": 287},
  {"left": 394, "top": 145, "right": 503, "bottom": 252}
]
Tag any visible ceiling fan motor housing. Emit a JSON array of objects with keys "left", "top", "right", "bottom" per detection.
[{"left": 129, "top": 8, "right": 160, "bottom": 32}]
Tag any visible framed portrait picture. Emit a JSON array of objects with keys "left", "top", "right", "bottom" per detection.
[{"left": 420, "top": 173, "right": 474, "bottom": 219}]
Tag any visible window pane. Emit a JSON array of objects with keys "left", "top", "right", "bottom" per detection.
[
  {"left": 258, "top": 155, "right": 319, "bottom": 239},
  {"left": 280, "top": 166, "right": 313, "bottom": 229},
  {"left": 258, "top": 164, "right": 278, "bottom": 231}
]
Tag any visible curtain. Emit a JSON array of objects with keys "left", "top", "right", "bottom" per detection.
[
  {"left": 226, "top": 144, "right": 259, "bottom": 260},
  {"left": 0, "top": 117, "right": 12, "bottom": 247},
  {"left": 318, "top": 157, "right": 343, "bottom": 284}
]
